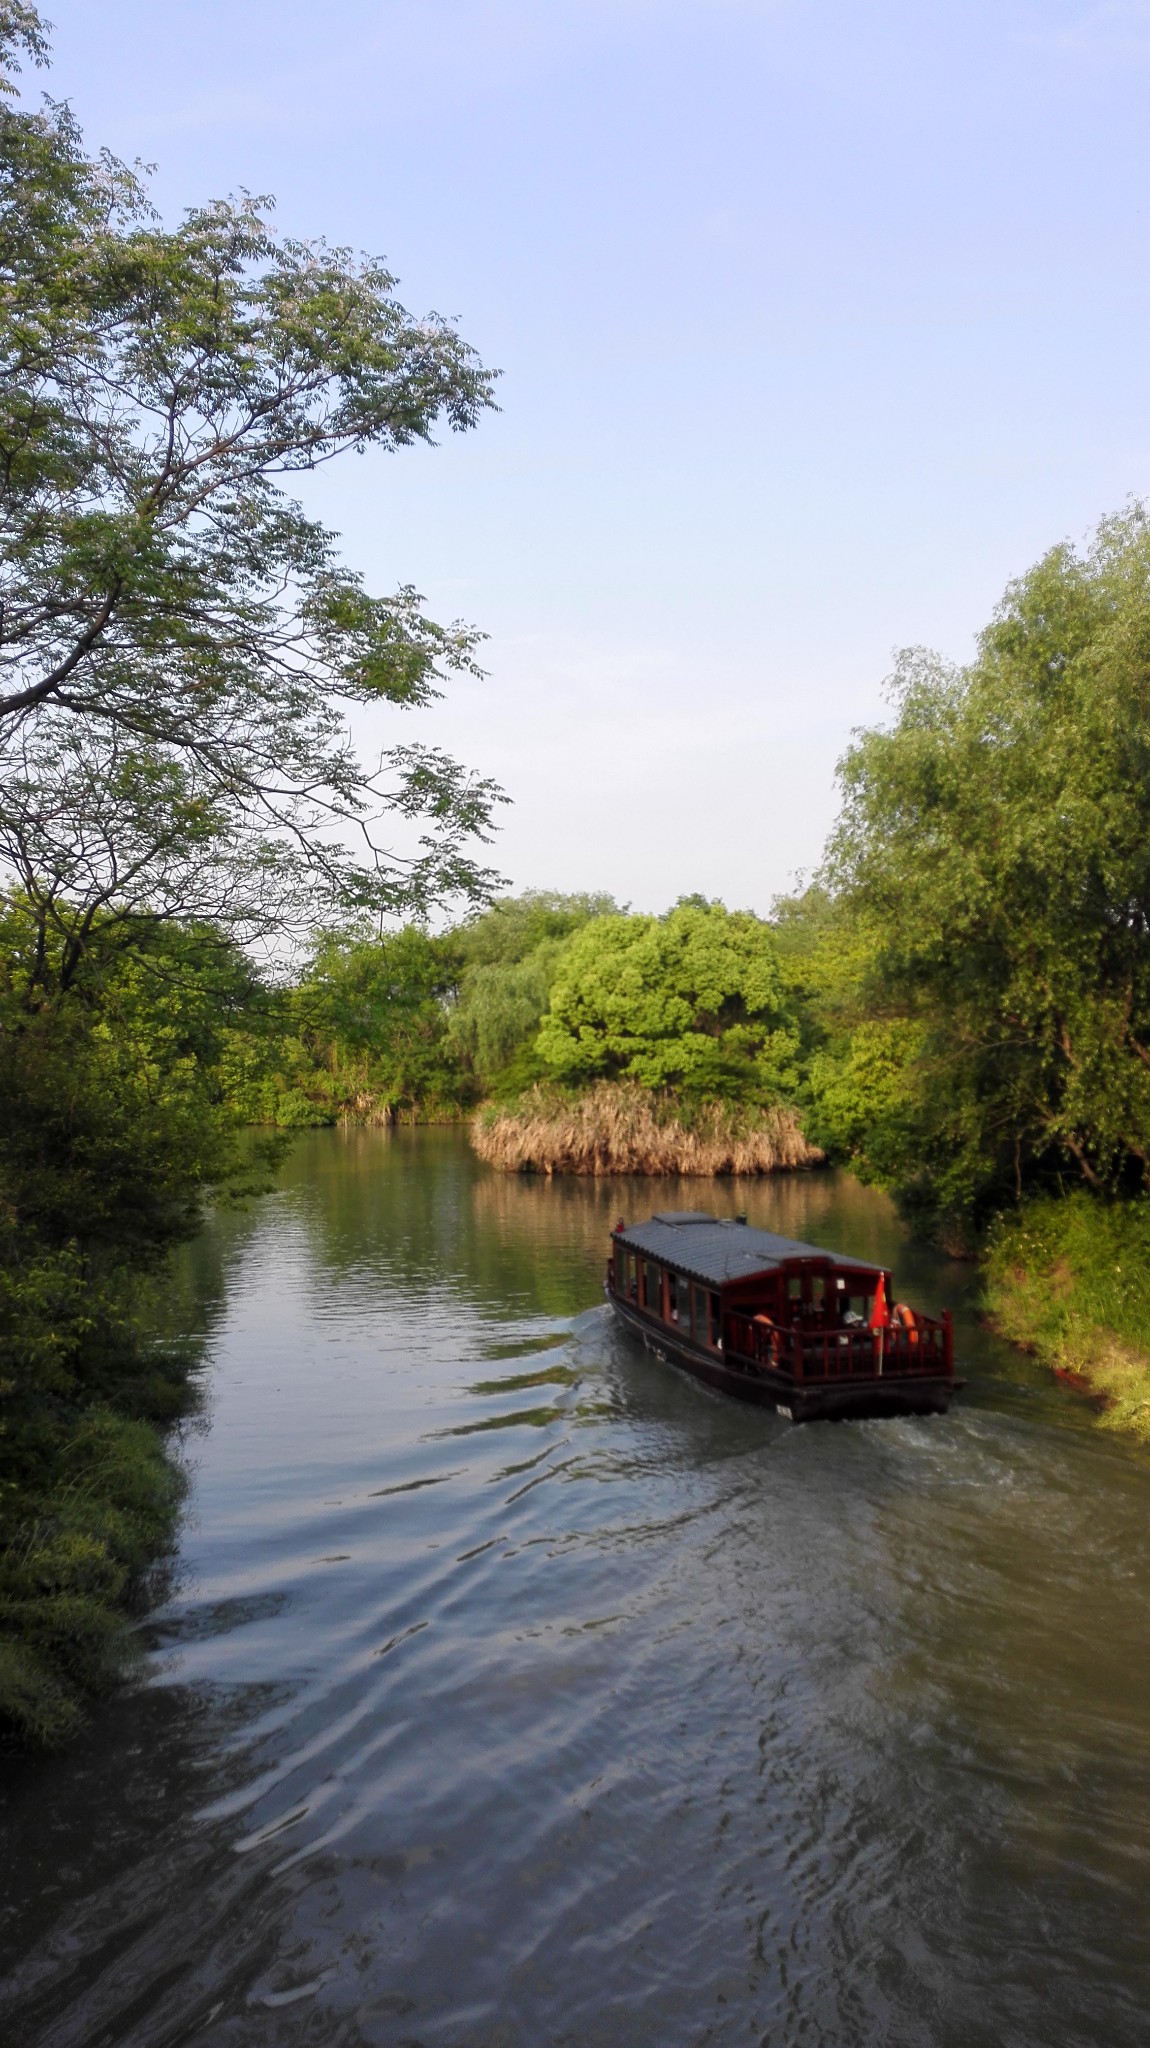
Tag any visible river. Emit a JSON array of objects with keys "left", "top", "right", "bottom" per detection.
[{"left": 2, "top": 1128, "right": 1150, "bottom": 2047}]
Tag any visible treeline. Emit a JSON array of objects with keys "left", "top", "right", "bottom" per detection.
[
  {"left": 235, "top": 892, "right": 813, "bottom": 1134},
  {"left": 780, "top": 510, "right": 1150, "bottom": 1431},
  {"left": 230, "top": 891, "right": 618, "bottom": 1125},
  {"left": 250, "top": 489, "right": 1150, "bottom": 1251}
]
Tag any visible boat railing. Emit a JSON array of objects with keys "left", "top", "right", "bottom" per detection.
[{"left": 726, "top": 1310, "right": 953, "bottom": 1385}]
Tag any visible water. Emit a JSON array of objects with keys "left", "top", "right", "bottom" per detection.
[{"left": 3, "top": 1128, "right": 1150, "bottom": 2048}]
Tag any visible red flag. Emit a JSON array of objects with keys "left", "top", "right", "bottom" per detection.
[{"left": 870, "top": 1273, "right": 890, "bottom": 1330}]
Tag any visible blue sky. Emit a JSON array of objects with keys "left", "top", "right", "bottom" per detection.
[{"left": 39, "top": 0, "right": 1150, "bottom": 912}]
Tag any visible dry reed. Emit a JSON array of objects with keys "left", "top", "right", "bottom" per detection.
[{"left": 471, "top": 1082, "right": 824, "bottom": 1177}]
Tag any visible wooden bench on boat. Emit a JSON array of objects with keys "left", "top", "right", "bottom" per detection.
[{"left": 606, "top": 1210, "right": 958, "bottom": 1423}]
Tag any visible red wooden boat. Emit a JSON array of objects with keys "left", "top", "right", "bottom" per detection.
[{"left": 606, "top": 1211, "right": 958, "bottom": 1422}]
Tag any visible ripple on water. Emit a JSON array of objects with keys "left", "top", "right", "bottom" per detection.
[{"left": 3, "top": 1132, "right": 1150, "bottom": 2048}]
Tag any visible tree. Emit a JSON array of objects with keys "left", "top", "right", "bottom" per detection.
[
  {"left": 290, "top": 926, "right": 466, "bottom": 1120},
  {"left": 0, "top": 2, "right": 504, "bottom": 1745},
  {"left": 447, "top": 891, "right": 619, "bottom": 1085},
  {"left": 535, "top": 899, "right": 801, "bottom": 1098},
  {"left": 0, "top": 5, "right": 504, "bottom": 944},
  {"left": 823, "top": 507, "right": 1150, "bottom": 1234},
  {"left": 229, "top": 895, "right": 625, "bottom": 1124}
]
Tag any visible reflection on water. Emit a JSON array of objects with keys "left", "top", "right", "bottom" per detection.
[{"left": 3, "top": 1129, "right": 1150, "bottom": 2047}]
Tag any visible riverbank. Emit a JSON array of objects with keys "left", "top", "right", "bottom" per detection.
[
  {"left": 984, "top": 1194, "right": 1150, "bottom": 1439},
  {"left": 0, "top": 1375, "right": 190, "bottom": 1749},
  {"left": 471, "top": 1081, "right": 823, "bottom": 1176}
]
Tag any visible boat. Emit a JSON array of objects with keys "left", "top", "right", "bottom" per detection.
[{"left": 606, "top": 1210, "right": 959, "bottom": 1422}]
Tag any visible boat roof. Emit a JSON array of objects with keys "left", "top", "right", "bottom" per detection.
[{"left": 616, "top": 1211, "right": 878, "bottom": 1288}]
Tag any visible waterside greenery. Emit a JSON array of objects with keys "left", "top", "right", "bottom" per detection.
[
  {"left": 0, "top": 906, "right": 278, "bottom": 1746},
  {"left": 776, "top": 508, "right": 1150, "bottom": 1421},
  {"left": 0, "top": 0, "right": 500, "bottom": 1748},
  {"left": 472, "top": 1083, "right": 820, "bottom": 1177},
  {"left": 230, "top": 892, "right": 618, "bottom": 1127},
  {"left": 984, "top": 1197, "right": 1150, "bottom": 1439},
  {"left": 790, "top": 510, "right": 1150, "bottom": 1244},
  {"left": 242, "top": 895, "right": 811, "bottom": 1144}
]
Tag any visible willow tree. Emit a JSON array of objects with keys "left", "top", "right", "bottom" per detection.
[
  {"left": 823, "top": 508, "right": 1150, "bottom": 1234},
  {"left": 0, "top": 3, "right": 503, "bottom": 983}
]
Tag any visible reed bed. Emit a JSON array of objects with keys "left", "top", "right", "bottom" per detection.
[{"left": 471, "top": 1082, "right": 823, "bottom": 1177}]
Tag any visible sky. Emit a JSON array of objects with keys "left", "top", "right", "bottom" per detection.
[{"left": 36, "top": 0, "right": 1150, "bottom": 914}]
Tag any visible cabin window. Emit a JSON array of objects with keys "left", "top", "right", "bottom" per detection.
[
  {"left": 615, "top": 1247, "right": 632, "bottom": 1295},
  {"left": 692, "top": 1284, "right": 710, "bottom": 1342},
  {"left": 787, "top": 1275, "right": 802, "bottom": 1302},
  {"left": 668, "top": 1272, "right": 688, "bottom": 1324},
  {"left": 643, "top": 1260, "right": 662, "bottom": 1314},
  {"left": 689, "top": 1287, "right": 722, "bottom": 1346}
]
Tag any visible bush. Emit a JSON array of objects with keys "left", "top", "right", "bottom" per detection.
[
  {"left": 0, "top": 905, "right": 269, "bottom": 1744},
  {"left": 985, "top": 1193, "right": 1150, "bottom": 1436}
]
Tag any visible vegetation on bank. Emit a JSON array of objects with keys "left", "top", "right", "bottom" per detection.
[
  {"left": 473, "top": 1083, "right": 820, "bottom": 1177},
  {"left": 229, "top": 893, "right": 617, "bottom": 1127},
  {"left": 0, "top": 5, "right": 500, "bottom": 1748},
  {"left": 772, "top": 510, "right": 1150, "bottom": 1415},
  {"left": 784, "top": 511, "right": 1150, "bottom": 1246},
  {"left": 985, "top": 1198, "right": 1150, "bottom": 1438},
  {"left": 0, "top": 909, "right": 277, "bottom": 1745},
  {"left": 240, "top": 895, "right": 822, "bottom": 1179}
]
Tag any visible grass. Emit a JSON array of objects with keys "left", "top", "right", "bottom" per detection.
[
  {"left": 984, "top": 1193, "right": 1150, "bottom": 1439},
  {"left": 471, "top": 1081, "right": 823, "bottom": 1177}
]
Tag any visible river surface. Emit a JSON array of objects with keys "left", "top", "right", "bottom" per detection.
[{"left": 3, "top": 1129, "right": 1150, "bottom": 2048}]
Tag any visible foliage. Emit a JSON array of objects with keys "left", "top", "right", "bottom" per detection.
[
  {"left": 0, "top": 902, "right": 275, "bottom": 1744},
  {"left": 448, "top": 891, "right": 617, "bottom": 1091},
  {"left": 0, "top": 2, "right": 505, "bottom": 1746},
  {"left": 985, "top": 1194, "right": 1150, "bottom": 1438},
  {"left": 0, "top": 1408, "right": 183, "bottom": 1747},
  {"left": 285, "top": 926, "right": 466, "bottom": 1123},
  {"left": 243, "top": 896, "right": 810, "bottom": 1138},
  {"left": 535, "top": 899, "right": 802, "bottom": 1100},
  {"left": 447, "top": 943, "right": 566, "bottom": 1088},
  {"left": 814, "top": 508, "right": 1150, "bottom": 1238},
  {"left": 234, "top": 894, "right": 622, "bottom": 1125},
  {"left": 0, "top": 5, "right": 503, "bottom": 939},
  {"left": 456, "top": 890, "right": 618, "bottom": 969}
]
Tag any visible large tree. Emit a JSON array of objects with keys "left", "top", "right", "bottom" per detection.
[
  {"left": 821, "top": 507, "right": 1150, "bottom": 1234},
  {"left": 0, "top": 2, "right": 503, "bottom": 969},
  {"left": 535, "top": 899, "right": 801, "bottom": 1098}
]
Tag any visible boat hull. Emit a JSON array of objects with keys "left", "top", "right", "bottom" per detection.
[{"left": 606, "top": 1286, "right": 957, "bottom": 1423}]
